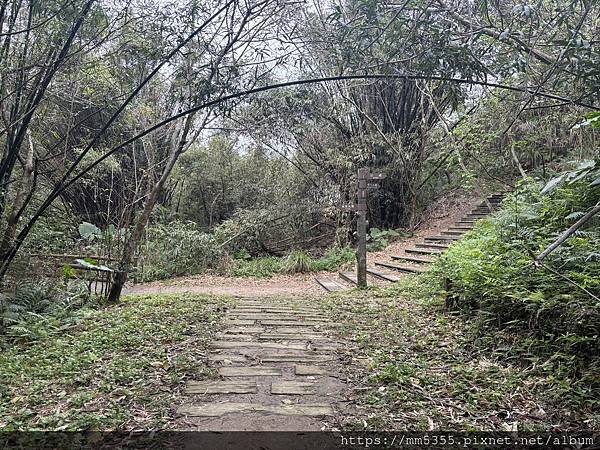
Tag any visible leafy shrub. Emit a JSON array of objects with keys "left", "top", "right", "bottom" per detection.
[
  {"left": 230, "top": 247, "right": 355, "bottom": 277},
  {"left": 310, "top": 246, "right": 355, "bottom": 271},
  {"left": 0, "top": 280, "right": 92, "bottom": 341},
  {"left": 281, "top": 250, "right": 312, "bottom": 274},
  {"left": 367, "top": 228, "right": 400, "bottom": 251},
  {"left": 137, "top": 221, "right": 225, "bottom": 281},
  {"left": 431, "top": 162, "right": 600, "bottom": 376},
  {"left": 230, "top": 256, "right": 282, "bottom": 277}
]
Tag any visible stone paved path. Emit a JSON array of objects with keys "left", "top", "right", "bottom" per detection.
[{"left": 176, "top": 297, "right": 349, "bottom": 431}]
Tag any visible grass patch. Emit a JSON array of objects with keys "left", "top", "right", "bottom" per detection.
[
  {"left": 321, "top": 279, "right": 598, "bottom": 431},
  {"left": 230, "top": 246, "right": 355, "bottom": 277},
  {"left": 0, "top": 293, "right": 229, "bottom": 430}
]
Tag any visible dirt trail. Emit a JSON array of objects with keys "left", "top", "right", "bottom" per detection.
[{"left": 123, "top": 192, "right": 479, "bottom": 297}]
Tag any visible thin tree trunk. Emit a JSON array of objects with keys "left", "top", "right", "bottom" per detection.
[
  {"left": 107, "top": 116, "right": 194, "bottom": 302},
  {"left": 535, "top": 202, "right": 600, "bottom": 264},
  {"left": 0, "top": 134, "right": 35, "bottom": 258}
]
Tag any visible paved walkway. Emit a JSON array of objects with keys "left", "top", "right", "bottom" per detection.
[{"left": 175, "top": 297, "right": 349, "bottom": 431}]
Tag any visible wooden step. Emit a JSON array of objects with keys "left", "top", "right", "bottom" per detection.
[
  {"left": 315, "top": 277, "right": 348, "bottom": 292},
  {"left": 441, "top": 230, "right": 464, "bottom": 236},
  {"left": 374, "top": 262, "right": 425, "bottom": 274},
  {"left": 391, "top": 255, "right": 433, "bottom": 264},
  {"left": 424, "top": 235, "right": 461, "bottom": 242},
  {"left": 448, "top": 227, "right": 472, "bottom": 231},
  {"left": 367, "top": 267, "right": 403, "bottom": 281},
  {"left": 415, "top": 242, "right": 448, "bottom": 249},
  {"left": 405, "top": 248, "right": 442, "bottom": 255},
  {"left": 339, "top": 271, "right": 358, "bottom": 285}
]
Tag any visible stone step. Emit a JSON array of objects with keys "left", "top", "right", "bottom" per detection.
[
  {"left": 257, "top": 333, "right": 329, "bottom": 340},
  {"left": 415, "top": 242, "right": 448, "bottom": 249},
  {"left": 224, "top": 319, "right": 256, "bottom": 326},
  {"left": 295, "top": 365, "right": 329, "bottom": 376},
  {"left": 316, "top": 277, "right": 348, "bottom": 292},
  {"left": 218, "top": 366, "right": 282, "bottom": 377},
  {"left": 338, "top": 271, "right": 358, "bottom": 285},
  {"left": 366, "top": 268, "right": 402, "bottom": 282},
  {"left": 234, "top": 306, "right": 322, "bottom": 313},
  {"left": 271, "top": 381, "right": 317, "bottom": 395},
  {"left": 223, "top": 327, "right": 265, "bottom": 334},
  {"left": 261, "top": 320, "right": 329, "bottom": 327},
  {"left": 374, "top": 262, "right": 425, "bottom": 274},
  {"left": 185, "top": 380, "right": 257, "bottom": 394},
  {"left": 260, "top": 353, "right": 332, "bottom": 363},
  {"left": 405, "top": 247, "right": 442, "bottom": 255},
  {"left": 228, "top": 314, "right": 326, "bottom": 321},
  {"left": 275, "top": 327, "right": 321, "bottom": 333},
  {"left": 212, "top": 341, "right": 308, "bottom": 350},
  {"left": 390, "top": 254, "right": 433, "bottom": 264},
  {"left": 177, "top": 403, "right": 334, "bottom": 417},
  {"left": 207, "top": 354, "right": 248, "bottom": 363}
]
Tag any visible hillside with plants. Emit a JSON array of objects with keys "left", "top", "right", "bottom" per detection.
[{"left": 0, "top": 0, "right": 598, "bottom": 444}]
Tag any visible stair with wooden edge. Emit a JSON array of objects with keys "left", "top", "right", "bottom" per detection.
[
  {"left": 338, "top": 271, "right": 358, "bottom": 285},
  {"left": 405, "top": 247, "right": 443, "bottom": 255},
  {"left": 391, "top": 254, "right": 434, "bottom": 264},
  {"left": 424, "top": 235, "right": 461, "bottom": 242},
  {"left": 315, "top": 277, "right": 348, "bottom": 292},
  {"left": 441, "top": 230, "right": 464, "bottom": 236},
  {"left": 415, "top": 242, "right": 448, "bottom": 249},
  {"left": 374, "top": 261, "right": 425, "bottom": 274},
  {"left": 366, "top": 267, "right": 404, "bottom": 281}
]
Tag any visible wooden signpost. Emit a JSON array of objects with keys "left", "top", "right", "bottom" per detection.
[{"left": 355, "top": 168, "right": 385, "bottom": 287}]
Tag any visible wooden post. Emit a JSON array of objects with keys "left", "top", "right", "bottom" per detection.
[{"left": 356, "top": 168, "right": 369, "bottom": 288}]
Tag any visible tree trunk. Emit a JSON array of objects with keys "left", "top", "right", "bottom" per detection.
[
  {"left": 0, "top": 135, "right": 35, "bottom": 259},
  {"left": 107, "top": 116, "right": 194, "bottom": 302}
]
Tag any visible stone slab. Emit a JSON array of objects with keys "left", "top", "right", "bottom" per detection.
[
  {"left": 224, "top": 319, "right": 255, "bottom": 326},
  {"left": 218, "top": 366, "right": 282, "bottom": 377},
  {"left": 211, "top": 341, "right": 308, "bottom": 350},
  {"left": 295, "top": 365, "right": 329, "bottom": 376},
  {"left": 177, "top": 402, "right": 334, "bottom": 417},
  {"left": 229, "top": 314, "right": 328, "bottom": 321},
  {"left": 311, "top": 343, "right": 341, "bottom": 351},
  {"left": 271, "top": 381, "right": 317, "bottom": 395},
  {"left": 223, "top": 327, "right": 265, "bottom": 334},
  {"left": 216, "top": 334, "right": 255, "bottom": 341},
  {"left": 207, "top": 354, "right": 247, "bottom": 363},
  {"left": 275, "top": 327, "right": 320, "bottom": 333},
  {"left": 258, "top": 333, "right": 328, "bottom": 340},
  {"left": 185, "top": 380, "right": 257, "bottom": 394},
  {"left": 261, "top": 320, "right": 328, "bottom": 327},
  {"left": 260, "top": 354, "right": 333, "bottom": 363},
  {"left": 239, "top": 307, "right": 322, "bottom": 313}
]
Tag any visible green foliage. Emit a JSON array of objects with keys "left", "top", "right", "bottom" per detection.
[
  {"left": 230, "top": 246, "right": 355, "bottom": 278},
  {"left": 281, "top": 250, "right": 312, "bottom": 274},
  {"left": 431, "top": 163, "right": 600, "bottom": 384},
  {"left": 78, "top": 222, "right": 102, "bottom": 241},
  {"left": 137, "top": 221, "right": 224, "bottom": 281},
  {"left": 367, "top": 227, "right": 400, "bottom": 251},
  {"left": 0, "top": 280, "right": 92, "bottom": 341},
  {"left": 0, "top": 294, "right": 228, "bottom": 430}
]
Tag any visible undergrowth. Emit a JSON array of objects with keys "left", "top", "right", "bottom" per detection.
[
  {"left": 0, "top": 293, "right": 228, "bottom": 430},
  {"left": 229, "top": 246, "right": 355, "bottom": 277},
  {"left": 423, "top": 161, "right": 600, "bottom": 410}
]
